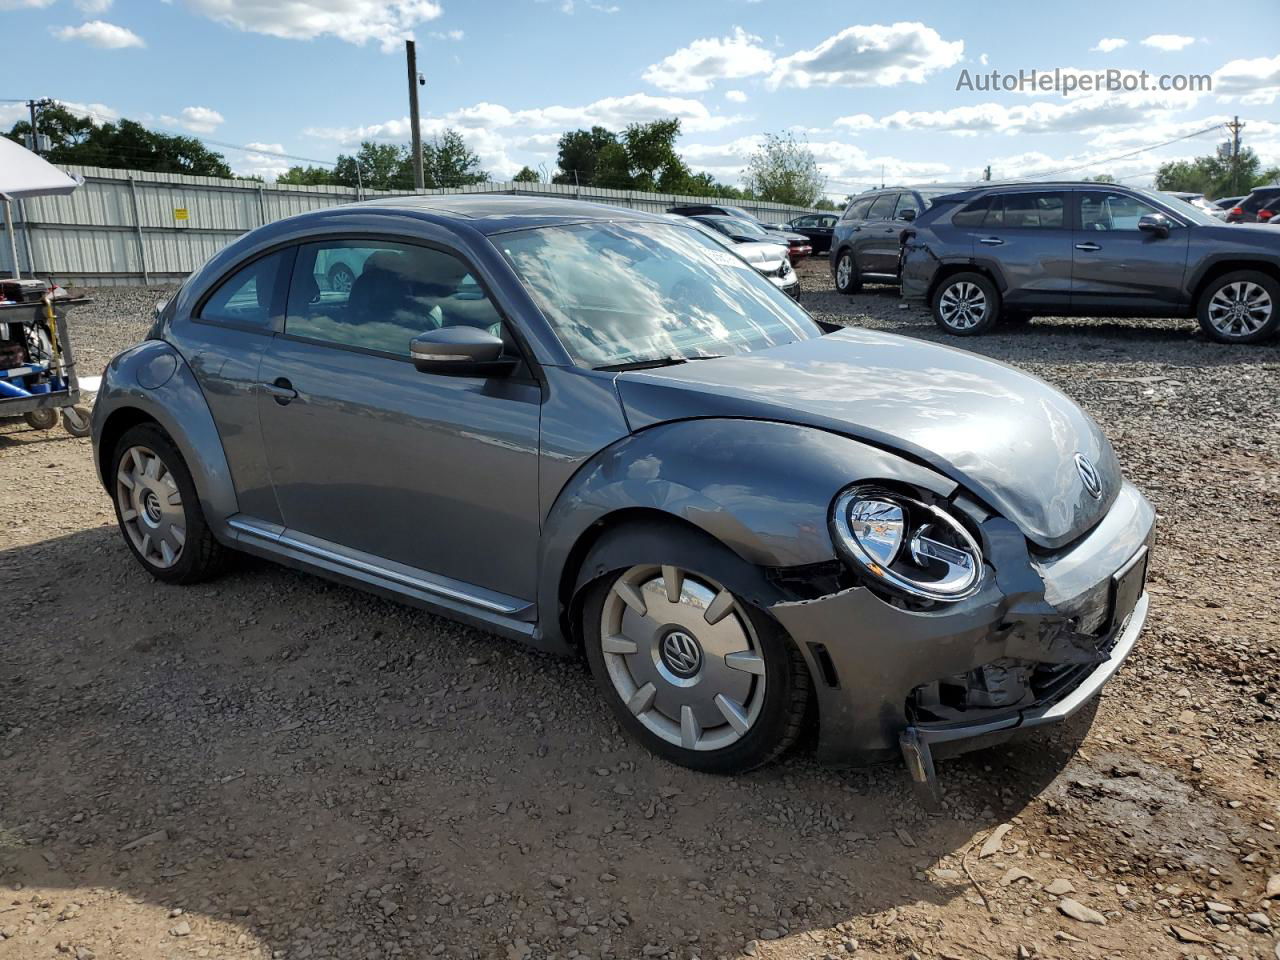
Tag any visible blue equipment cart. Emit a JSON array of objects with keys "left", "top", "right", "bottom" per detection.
[{"left": 0, "top": 296, "right": 92, "bottom": 437}]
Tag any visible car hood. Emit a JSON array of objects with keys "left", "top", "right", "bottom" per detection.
[
  {"left": 731, "top": 241, "right": 789, "bottom": 268},
  {"left": 615, "top": 328, "right": 1120, "bottom": 549}
]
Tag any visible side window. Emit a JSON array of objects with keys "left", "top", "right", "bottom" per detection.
[
  {"left": 819, "top": 215, "right": 838, "bottom": 228},
  {"left": 892, "top": 193, "right": 919, "bottom": 219},
  {"left": 794, "top": 215, "right": 817, "bottom": 228},
  {"left": 951, "top": 197, "right": 990, "bottom": 227},
  {"left": 1079, "top": 192, "right": 1161, "bottom": 231},
  {"left": 866, "top": 194, "right": 898, "bottom": 221},
  {"left": 285, "top": 240, "right": 504, "bottom": 356},
  {"left": 198, "top": 248, "right": 290, "bottom": 328},
  {"left": 991, "top": 192, "right": 1065, "bottom": 229},
  {"left": 842, "top": 198, "right": 874, "bottom": 221}
]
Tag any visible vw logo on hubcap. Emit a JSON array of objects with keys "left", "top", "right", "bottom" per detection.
[
  {"left": 1074, "top": 453, "right": 1103, "bottom": 500},
  {"left": 660, "top": 630, "right": 703, "bottom": 678}
]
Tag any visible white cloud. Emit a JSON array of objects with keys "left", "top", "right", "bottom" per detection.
[
  {"left": 724, "top": 89, "right": 748, "bottom": 103},
  {"left": 833, "top": 113, "right": 876, "bottom": 132},
  {"left": 1091, "top": 37, "right": 1127, "bottom": 53},
  {"left": 429, "top": 28, "right": 463, "bottom": 40},
  {"left": 642, "top": 27, "right": 774, "bottom": 93},
  {"left": 74, "top": 0, "right": 113, "bottom": 12},
  {"left": 978, "top": 52, "right": 988, "bottom": 66},
  {"left": 235, "top": 142, "right": 294, "bottom": 180},
  {"left": 182, "top": 0, "right": 443, "bottom": 52},
  {"left": 53, "top": 19, "right": 145, "bottom": 48},
  {"left": 0, "top": 0, "right": 55, "bottom": 8},
  {"left": 178, "top": 106, "right": 225, "bottom": 133},
  {"left": 1213, "top": 54, "right": 1280, "bottom": 105},
  {"left": 769, "top": 21, "right": 963, "bottom": 89},
  {"left": 1141, "top": 34, "right": 1195, "bottom": 52}
]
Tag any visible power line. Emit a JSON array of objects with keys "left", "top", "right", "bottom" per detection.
[{"left": 1020, "top": 123, "right": 1226, "bottom": 181}]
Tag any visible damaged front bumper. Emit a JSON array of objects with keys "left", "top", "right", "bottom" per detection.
[{"left": 768, "top": 481, "right": 1155, "bottom": 781}]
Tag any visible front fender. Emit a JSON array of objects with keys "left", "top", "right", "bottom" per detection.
[
  {"left": 91, "top": 340, "right": 238, "bottom": 534},
  {"left": 536, "top": 417, "right": 957, "bottom": 648}
]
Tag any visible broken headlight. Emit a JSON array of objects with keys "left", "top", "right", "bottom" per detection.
[{"left": 831, "top": 485, "right": 983, "bottom": 602}]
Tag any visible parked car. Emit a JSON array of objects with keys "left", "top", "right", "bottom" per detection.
[
  {"left": 668, "top": 203, "right": 773, "bottom": 230},
  {"left": 1165, "top": 191, "right": 1226, "bottom": 220},
  {"left": 679, "top": 216, "right": 799, "bottom": 296},
  {"left": 1225, "top": 185, "right": 1280, "bottom": 224},
  {"left": 830, "top": 185, "right": 971, "bottom": 293},
  {"left": 689, "top": 214, "right": 812, "bottom": 263},
  {"left": 899, "top": 182, "right": 1280, "bottom": 343},
  {"left": 778, "top": 213, "right": 838, "bottom": 254},
  {"left": 91, "top": 195, "right": 1154, "bottom": 786},
  {"left": 1215, "top": 195, "right": 1245, "bottom": 211}
]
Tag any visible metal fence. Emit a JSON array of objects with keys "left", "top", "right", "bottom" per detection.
[{"left": 1, "top": 164, "right": 821, "bottom": 287}]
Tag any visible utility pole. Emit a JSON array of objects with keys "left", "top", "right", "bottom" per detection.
[
  {"left": 1225, "top": 115, "right": 1244, "bottom": 196},
  {"left": 26, "top": 99, "right": 40, "bottom": 154},
  {"left": 406, "top": 40, "right": 424, "bottom": 191}
]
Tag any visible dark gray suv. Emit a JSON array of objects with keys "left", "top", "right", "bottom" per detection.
[
  {"left": 901, "top": 182, "right": 1280, "bottom": 344},
  {"left": 830, "top": 185, "right": 969, "bottom": 293}
]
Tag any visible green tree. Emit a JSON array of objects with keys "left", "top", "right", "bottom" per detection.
[
  {"left": 334, "top": 141, "right": 406, "bottom": 190},
  {"left": 621, "top": 118, "right": 689, "bottom": 192},
  {"left": 742, "top": 132, "right": 826, "bottom": 207},
  {"left": 6, "top": 100, "right": 232, "bottom": 177},
  {"left": 551, "top": 126, "right": 619, "bottom": 186},
  {"left": 1083, "top": 173, "right": 1118, "bottom": 183},
  {"left": 413, "top": 129, "right": 489, "bottom": 188},
  {"left": 512, "top": 165, "right": 541, "bottom": 183},
  {"left": 277, "top": 165, "right": 341, "bottom": 186},
  {"left": 1155, "top": 147, "right": 1272, "bottom": 199}
]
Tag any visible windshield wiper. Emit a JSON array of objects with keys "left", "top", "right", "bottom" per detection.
[{"left": 594, "top": 354, "right": 724, "bottom": 372}]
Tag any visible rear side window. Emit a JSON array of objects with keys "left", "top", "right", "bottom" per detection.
[
  {"left": 866, "top": 194, "right": 898, "bottom": 220},
  {"left": 842, "top": 197, "right": 874, "bottom": 221},
  {"left": 285, "top": 240, "right": 504, "bottom": 356},
  {"left": 951, "top": 196, "right": 991, "bottom": 227},
  {"left": 957, "top": 192, "right": 1065, "bottom": 229},
  {"left": 198, "top": 248, "right": 291, "bottom": 328}
]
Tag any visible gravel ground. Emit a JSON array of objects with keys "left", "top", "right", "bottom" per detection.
[{"left": 1, "top": 266, "right": 1278, "bottom": 960}]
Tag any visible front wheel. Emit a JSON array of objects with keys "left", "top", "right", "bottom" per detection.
[
  {"left": 931, "top": 272, "right": 1001, "bottom": 336},
  {"left": 1197, "top": 271, "right": 1280, "bottom": 344},
  {"left": 834, "top": 251, "right": 861, "bottom": 295},
  {"left": 583, "top": 564, "right": 809, "bottom": 774}
]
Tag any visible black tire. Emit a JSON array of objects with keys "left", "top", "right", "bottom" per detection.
[
  {"left": 1196, "top": 270, "right": 1280, "bottom": 344},
  {"left": 931, "top": 271, "right": 1001, "bottom": 336},
  {"left": 24, "top": 408, "right": 57, "bottom": 431},
  {"left": 110, "top": 422, "right": 228, "bottom": 584},
  {"left": 62, "top": 405, "right": 92, "bottom": 438},
  {"left": 833, "top": 250, "right": 862, "bottom": 295},
  {"left": 582, "top": 566, "right": 810, "bottom": 775}
]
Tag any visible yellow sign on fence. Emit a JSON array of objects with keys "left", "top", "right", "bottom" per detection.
[{"left": 173, "top": 208, "right": 189, "bottom": 222}]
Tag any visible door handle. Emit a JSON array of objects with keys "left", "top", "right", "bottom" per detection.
[
  {"left": 978, "top": 237, "right": 1004, "bottom": 246},
  {"left": 1075, "top": 242, "right": 1102, "bottom": 252},
  {"left": 262, "top": 378, "right": 297, "bottom": 405}
]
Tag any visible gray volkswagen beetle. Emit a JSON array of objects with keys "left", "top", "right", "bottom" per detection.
[{"left": 91, "top": 195, "right": 1154, "bottom": 787}]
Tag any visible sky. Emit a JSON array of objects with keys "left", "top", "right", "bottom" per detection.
[{"left": 2, "top": 0, "right": 1279, "bottom": 198}]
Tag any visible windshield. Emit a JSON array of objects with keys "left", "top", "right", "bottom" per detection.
[
  {"left": 498, "top": 221, "right": 820, "bottom": 368},
  {"left": 721, "top": 218, "right": 772, "bottom": 238}
]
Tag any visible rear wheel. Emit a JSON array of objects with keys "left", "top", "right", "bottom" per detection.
[
  {"left": 834, "top": 250, "right": 861, "bottom": 295},
  {"left": 583, "top": 563, "right": 809, "bottom": 774},
  {"left": 327, "top": 262, "right": 356, "bottom": 294},
  {"left": 932, "top": 272, "right": 1001, "bottom": 336},
  {"left": 111, "top": 423, "right": 228, "bottom": 584},
  {"left": 24, "top": 408, "right": 57, "bottom": 431},
  {"left": 1197, "top": 271, "right": 1280, "bottom": 344}
]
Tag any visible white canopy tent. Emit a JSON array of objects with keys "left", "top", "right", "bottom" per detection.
[{"left": 0, "top": 136, "right": 82, "bottom": 279}]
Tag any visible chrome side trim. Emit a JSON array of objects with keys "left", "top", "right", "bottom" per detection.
[{"left": 227, "top": 516, "right": 522, "bottom": 615}]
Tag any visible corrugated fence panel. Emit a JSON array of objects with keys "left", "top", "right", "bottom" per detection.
[{"left": 8, "top": 164, "right": 822, "bottom": 285}]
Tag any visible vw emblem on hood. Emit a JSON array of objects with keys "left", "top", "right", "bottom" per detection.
[
  {"left": 1074, "top": 453, "right": 1103, "bottom": 500},
  {"left": 661, "top": 631, "right": 703, "bottom": 678}
]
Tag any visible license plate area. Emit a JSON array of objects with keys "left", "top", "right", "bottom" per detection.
[{"left": 1108, "top": 545, "right": 1149, "bottom": 635}]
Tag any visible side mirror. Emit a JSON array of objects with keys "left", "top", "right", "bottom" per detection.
[
  {"left": 899, "top": 208, "right": 917, "bottom": 222},
  {"left": 1138, "top": 214, "right": 1171, "bottom": 237},
  {"left": 410, "top": 327, "right": 514, "bottom": 377}
]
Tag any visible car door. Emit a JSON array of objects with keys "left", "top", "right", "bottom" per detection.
[
  {"left": 177, "top": 246, "right": 294, "bottom": 523},
  {"left": 790, "top": 215, "right": 819, "bottom": 246},
  {"left": 857, "top": 193, "right": 901, "bottom": 276},
  {"left": 1072, "top": 191, "right": 1191, "bottom": 313},
  {"left": 255, "top": 238, "right": 542, "bottom": 602},
  {"left": 960, "top": 191, "right": 1073, "bottom": 306},
  {"left": 812, "top": 214, "right": 837, "bottom": 253}
]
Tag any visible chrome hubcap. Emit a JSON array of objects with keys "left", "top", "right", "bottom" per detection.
[
  {"left": 600, "top": 565, "right": 766, "bottom": 752},
  {"left": 1208, "top": 281, "right": 1271, "bottom": 337},
  {"left": 939, "top": 281, "right": 987, "bottom": 329},
  {"left": 116, "top": 445, "right": 186, "bottom": 569},
  {"left": 837, "top": 255, "right": 852, "bottom": 288}
]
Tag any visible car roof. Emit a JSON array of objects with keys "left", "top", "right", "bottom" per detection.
[{"left": 294, "top": 193, "right": 669, "bottom": 236}]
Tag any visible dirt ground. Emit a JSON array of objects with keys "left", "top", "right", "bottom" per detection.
[{"left": 1, "top": 260, "right": 1278, "bottom": 960}]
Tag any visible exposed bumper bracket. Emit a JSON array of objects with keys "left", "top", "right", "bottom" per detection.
[{"left": 899, "top": 727, "right": 942, "bottom": 810}]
